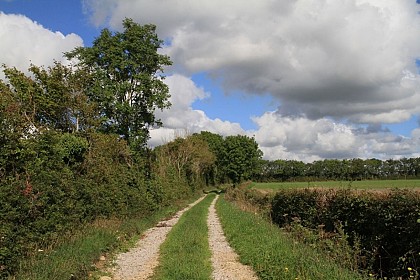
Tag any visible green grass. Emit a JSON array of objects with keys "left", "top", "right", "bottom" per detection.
[
  {"left": 216, "top": 195, "right": 368, "bottom": 280},
  {"left": 252, "top": 179, "right": 420, "bottom": 190},
  {"left": 152, "top": 194, "right": 215, "bottom": 280},
  {"left": 11, "top": 195, "right": 201, "bottom": 280},
  {"left": 12, "top": 228, "right": 116, "bottom": 280}
]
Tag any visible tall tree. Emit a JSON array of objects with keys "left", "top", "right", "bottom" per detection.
[{"left": 65, "top": 18, "right": 172, "bottom": 149}]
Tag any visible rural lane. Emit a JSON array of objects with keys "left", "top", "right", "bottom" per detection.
[{"left": 107, "top": 194, "right": 258, "bottom": 280}]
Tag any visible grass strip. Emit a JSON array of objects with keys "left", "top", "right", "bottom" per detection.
[
  {"left": 216, "top": 195, "right": 368, "bottom": 280},
  {"left": 11, "top": 196, "right": 201, "bottom": 280},
  {"left": 152, "top": 194, "right": 215, "bottom": 280}
]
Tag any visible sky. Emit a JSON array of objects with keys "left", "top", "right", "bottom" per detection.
[{"left": 1, "top": 0, "right": 420, "bottom": 162}]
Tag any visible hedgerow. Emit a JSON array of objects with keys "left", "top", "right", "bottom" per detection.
[
  {"left": 270, "top": 188, "right": 420, "bottom": 279},
  {"left": 0, "top": 131, "right": 203, "bottom": 277}
]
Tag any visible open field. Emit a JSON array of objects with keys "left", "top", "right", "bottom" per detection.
[{"left": 251, "top": 179, "right": 420, "bottom": 191}]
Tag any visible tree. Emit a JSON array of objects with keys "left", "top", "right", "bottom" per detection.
[
  {"left": 2, "top": 63, "right": 98, "bottom": 134},
  {"left": 221, "top": 135, "right": 263, "bottom": 184},
  {"left": 195, "top": 131, "right": 225, "bottom": 184},
  {"left": 65, "top": 18, "right": 172, "bottom": 149},
  {"left": 154, "top": 135, "right": 215, "bottom": 188}
]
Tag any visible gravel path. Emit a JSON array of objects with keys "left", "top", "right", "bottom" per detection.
[
  {"left": 111, "top": 196, "right": 205, "bottom": 280},
  {"left": 207, "top": 195, "right": 259, "bottom": 280},
  {"left": 109, "top": 194, "right": 258, "bottom": 280}
]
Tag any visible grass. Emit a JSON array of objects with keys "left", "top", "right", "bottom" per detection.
[
  {"left": 252, "top": 179, "right": 420, "bottom": 191},
  {"left": 10, "top": 195, "right": 202, "bottom": 280},
  {"left": 12, "top": 227, "right": 117, "bottom": 280},
  {"left": 152, "top": 193, "right": 215, "bottom": 280},
  {"left": 216, "top": 195, "right": 368, "bottom": 280}
]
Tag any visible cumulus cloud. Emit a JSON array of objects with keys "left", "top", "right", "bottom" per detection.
[
  {"left": 252, "top": 112, "right": 358, "bottom": 161},
  {"left": 149, "top": 74, "right": 244, "bottom": 147},
  {"left": 0, "top": 12, "right": 83, "bottom": 73},
  {"left": 252, "top": 112, "right": 420, "bottom": 162},
  {"left": 84, "top": 0, "right": 420, "bottom": 124}
]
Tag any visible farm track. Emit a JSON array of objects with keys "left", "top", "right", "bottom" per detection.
[
  {"left": 111, "top": 196, "right": 205, "bottom": 280},
  {"left": 109, "top": 194, "right": 258, "bottom": 280}
]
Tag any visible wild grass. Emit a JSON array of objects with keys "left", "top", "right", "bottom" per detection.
[
  {"left": 11, "top": 227, "right": 116, "bottom": 280},
  {"left": 252, "top": 179, "right": 420, "bottom": 191},
  {"left": 216, "top": 195, "right": 368, "bottom": 280},
  {"left": 152, "top": 194, "right": 215, "bottom": 280},
  {"left": 10, "top": 195, "right": 201, "bottom": 280}
]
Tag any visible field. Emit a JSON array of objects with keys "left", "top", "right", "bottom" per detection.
[{"left": 251, "top": 179, "right": 420, "bottom": 191}]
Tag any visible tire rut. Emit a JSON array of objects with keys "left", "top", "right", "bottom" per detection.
[{"left": 207, "top": 195, "right": 258, "bottom": 280}]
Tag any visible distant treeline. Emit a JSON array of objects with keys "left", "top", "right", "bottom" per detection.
[{"left": 255, "top": 158, "right": 420, "bottom": 182}]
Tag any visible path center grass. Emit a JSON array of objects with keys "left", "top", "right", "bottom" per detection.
[
  {"left": 152, "top": 194, "right": 215, "bottom": 280},
  {"left": 216, "top": 195, "right": 368, "bottom": 280}
]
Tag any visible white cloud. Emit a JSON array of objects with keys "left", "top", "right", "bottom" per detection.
[
  {"left": 252, "top": 111, "right": 420, "bottom": 162},
  {"left": 149, "top": 74, "right": 244, "bottom": 146},
  {"left": 252, "top": 112, "right": 359, "bottom": 161},
  {"left": 0, "top": 12, "right": 83, "bottom": 74}
]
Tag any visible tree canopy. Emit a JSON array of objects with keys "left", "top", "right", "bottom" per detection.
[
  {"left": 193, "top": 132, "right": 263, "bottom": 184},
  {"left": 65, "top": 18, "right": 172, "bottom": 149}
]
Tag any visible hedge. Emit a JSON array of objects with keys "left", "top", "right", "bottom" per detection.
[{"left": 271, "top": 189, "right": 420, "bottom": 279}]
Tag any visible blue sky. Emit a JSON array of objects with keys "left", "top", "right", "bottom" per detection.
[{"left": 1, "top": 0, "right": 420, "bottom": 162}]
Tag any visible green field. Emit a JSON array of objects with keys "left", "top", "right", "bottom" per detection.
[{"left": 251, "top": 179, "right": 420, "bottom": 190}]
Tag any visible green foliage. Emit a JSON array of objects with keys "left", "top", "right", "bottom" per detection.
[
  {"left": 196, "top": 132, "right": 264, "bottom": 185},
  {"left": 57, "top": 133, "right": 89, "bottom": 166},
  {"left": 196, "top": 131, "right": 225, "bottom": 185},
  {"left": 2, "top": 63, "right": 98, "bottom": 134},
  {"left": 221, "top": 135, "right": 263, "bottom": 184},
  {"left": 65, "top": 18, "right": 172, "bottom": 148},
  {"left": 154, "top": 134, "right": 216, "bottom": 194},
  {"left": 0, "top": 129, "right": 202, "bottom": 277},
  {"left": 270, "top": 189, "right": 420, "bottom": 279}
]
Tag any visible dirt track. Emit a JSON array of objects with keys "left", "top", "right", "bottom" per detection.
[{"left": 109, "top": 194, "right": 258, "bottom": 280}]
